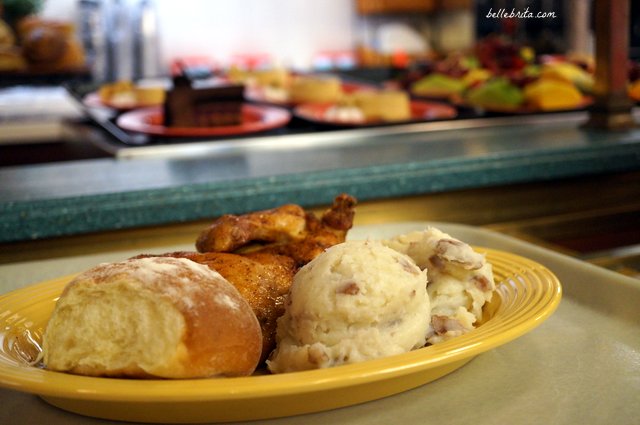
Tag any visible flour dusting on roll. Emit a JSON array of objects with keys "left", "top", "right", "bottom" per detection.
[{"left": 42, "top": 257, "right": 262, "bottom": 378}]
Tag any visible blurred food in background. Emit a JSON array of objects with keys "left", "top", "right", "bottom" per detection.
[
  {"left": 1, "top": 0, "right": 640, "bottom": 149},
  {"left": 0, "top": 1, "right": 87, "bottom": 75}
]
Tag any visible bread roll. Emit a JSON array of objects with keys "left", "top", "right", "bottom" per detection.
[
  {"left": 42, "top": 257, "right": 262, "bottom": 378},
  {"left": 22, "top": 26, "right": 67, "bottom": 63},
  {"left": 0, "top": 47, "right": 27, "bottom": 71}
]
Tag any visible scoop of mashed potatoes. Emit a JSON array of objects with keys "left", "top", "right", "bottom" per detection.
[
  {"left": 267, "top": 240, "right": 430, "bottom": 373},
  {"left": 383, "top": 226, "right": 495, "bottom": 344}
]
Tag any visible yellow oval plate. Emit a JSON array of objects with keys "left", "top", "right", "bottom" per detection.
[{"left": 0, "top": 248, "right": 561, "bottom": 423}]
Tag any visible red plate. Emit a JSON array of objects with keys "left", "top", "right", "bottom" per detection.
[
  {"left": 293, "top": 100, "right": 457, "bottom": 126},
  {"left": 245, "top": 81, "right": 377, "bottom": 107},
  {"left": 116, "top": 104, "right": 291, "bottom": 137}
]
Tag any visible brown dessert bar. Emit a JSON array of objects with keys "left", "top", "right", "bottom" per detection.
[{"left": 163, "top": 75, "right": 244, "bottom": 127}]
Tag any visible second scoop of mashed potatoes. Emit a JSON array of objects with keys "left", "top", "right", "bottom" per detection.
[
  {"left": 383, "top": 226, "right": 495, "bottom": 344},
  {"left": 267, "top": 240, "right": 430, "bottom": 373}
]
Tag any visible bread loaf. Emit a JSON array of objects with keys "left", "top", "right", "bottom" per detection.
[{"left": 42, "top": 257, "right": 262, "bottom": 378}]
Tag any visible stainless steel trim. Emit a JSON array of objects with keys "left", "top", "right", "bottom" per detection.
[{"left": 85, "top": 110, "right": 597, "bottom": 160}]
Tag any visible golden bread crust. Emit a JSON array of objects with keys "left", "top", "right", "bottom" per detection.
[{"left": 44, "top": 257, "right": 262, "bottom": 378}]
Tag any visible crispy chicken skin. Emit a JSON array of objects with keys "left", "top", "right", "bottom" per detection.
[
  {"left": 133, "top": 251, "right": 296, "bottom": 362},
  {"left": 195, "top": 194, "right": 357, "bottom": 266},
  {"left": 195, "top": 204, "right": 307, "bottom": 254}
]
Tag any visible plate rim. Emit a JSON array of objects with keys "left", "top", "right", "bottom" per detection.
[{"left": 115, "top": 103, "right": 291, "bottom": 137}]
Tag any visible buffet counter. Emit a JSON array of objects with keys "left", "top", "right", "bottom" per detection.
[{"left": 1, "top": 110, "right": 640, "bottom": 246}]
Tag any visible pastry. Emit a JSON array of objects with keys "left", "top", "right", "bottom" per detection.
[
  {"left": 289, "top": 75, "right": 343, "bottom": 104},
  {"left": 163, "top": 74, "right": 244, "bottom": 127},
  {"left": 99, "top": 80, "right": 165, "bottom": 108},
  {"left": 349, "top": 89, "right": 411, "bottom": 121}
]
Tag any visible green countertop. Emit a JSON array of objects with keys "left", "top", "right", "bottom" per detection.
[{"left": 1, "top": 112, "right": 640, "bottom": 243}]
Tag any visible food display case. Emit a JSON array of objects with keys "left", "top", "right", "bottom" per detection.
[{"left": 0, "top": 1, "right": 639, "bottom": 423}]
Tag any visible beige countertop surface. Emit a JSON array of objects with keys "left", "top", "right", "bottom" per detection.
[{"left": 1, "top": 221, "right": 638, "bottom": 425}]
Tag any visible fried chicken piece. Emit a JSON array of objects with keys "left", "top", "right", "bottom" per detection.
[
  {"left": 135, "top": 195, "right": 357, "bottom": 362},
  {"left": 133, "top": 251, "right": 296, "bottom": 362},
  {"left": 196, "top": 194, "right": 357, "bottom": 266},
  {"left": 196, "top": 204, "right": 307, "bottom": 254}
]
